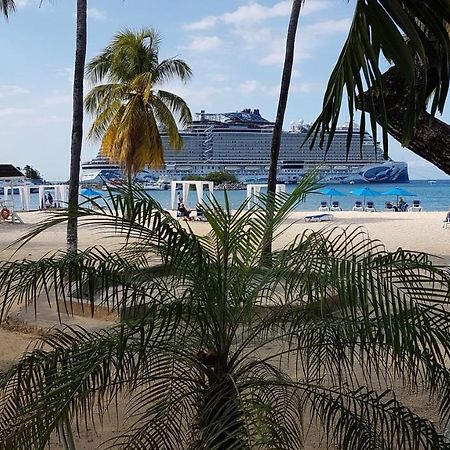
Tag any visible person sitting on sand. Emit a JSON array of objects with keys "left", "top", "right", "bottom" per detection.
[{"left": 178, "top": 203, "right": 191, "bottom": 220}]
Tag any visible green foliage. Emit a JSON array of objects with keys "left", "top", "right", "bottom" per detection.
[
  {"left": 309, "top": 0, "right": 450, "bottom": 157},
  {"left": 0, "top": 173, "right": 450, "bottom": 448},
  {"left": 85, "top": 28, "right": 192, "bottom": 175},
  {"left": 21, "top": 165, "right": 42, "bottom": 180},
  {"left": 184, "top": 172, "right": 238, "bottom": 184},
  {"left": 205, "top": 171, "right": 238, "bottom": 184}
]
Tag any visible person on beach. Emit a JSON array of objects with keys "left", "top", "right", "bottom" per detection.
[
  {"left": 178, "top": 202, "right": 191, "bottom": 220},
  {"left": 47, "top": 192, "right": 54, "bottom": 208},
  {"left": 177, "top": 191, "right": 183, "bottom": 206},
  {"left": 394, "top": 197, "right": 408, "bottom": 212}
]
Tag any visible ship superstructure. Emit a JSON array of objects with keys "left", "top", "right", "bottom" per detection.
[{"left": 81, "top": 109, "right": 409, "bottom": 184}]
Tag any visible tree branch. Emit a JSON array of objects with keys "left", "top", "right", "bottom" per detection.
[{"left": 357, "top": 66, "right": 450, "bottom": 176}]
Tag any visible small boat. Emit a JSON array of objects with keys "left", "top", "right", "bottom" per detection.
[
  {"left": 142, "top": 182, "right": 164, "bottom": 191},
  {"left": 428, "top": 180, "right": 437, "bottom": 184}
]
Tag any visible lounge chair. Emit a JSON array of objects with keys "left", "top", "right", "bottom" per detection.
[
  {"left": 304, "top": 213, "right": 334, "bottom": 222},
  {"left": 443, "top": 212, "right": 450, "bottom": 229},
  {"left": 352, "top": 201, "right": 363, "bottom": 212},
  {"left": 365, "top": 201, "right": 376, "bottom": 212},
  {"left": 409, "top": 199, "right": 422, "bottom": 212},
  {"left": 330, "top": 201, "right": 342, "bottom": 211},
  {"left": 194, "top": 209, "right": 207, "bottom": 222},
  {"left": 385, "top": 201, "right": 394, "bottom": 211},
  {"left": 319, "top": 201, "right": 329, "bottom": 211}
]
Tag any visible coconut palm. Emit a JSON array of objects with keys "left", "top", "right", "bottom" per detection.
[
  {"left": 85, "top": 28, "right": 192, "bottom": 177},
  {"left": 0, "top": 177, "right": 450, "bottom": 448},
  {"left": 0, "top": 0, "right": 15, "bottom": 17},
  {"left": 308, "top": 0, "right": 450, "bottom": 156}
]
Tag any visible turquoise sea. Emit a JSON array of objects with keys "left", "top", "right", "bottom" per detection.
[{"left": 13, "top": 179, "right": 450, "bottom": 212}]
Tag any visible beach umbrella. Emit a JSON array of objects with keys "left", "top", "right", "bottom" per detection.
[
  {"left": 381, "top": 186, "right": 416, "bottom": 204},
  {"left": 81, "top": 187, "right": 102, "bottom": 197},
  {"left": 350, "top": 187, "right": 381, "bottom": 205},
  {"left": 319, "top": 187, "right": 346, "bottom": 204}
]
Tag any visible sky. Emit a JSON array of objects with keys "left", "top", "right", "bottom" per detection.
[{"left": 0, "top": 0, "right": 448, "bottom": 181}]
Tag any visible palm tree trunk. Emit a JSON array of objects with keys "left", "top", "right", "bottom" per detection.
[
  {"left": 262, "top": 0, "right": 302, "bottom": 260},
  {"left": 357, "top": 66, "right": 450, "bottom": 176},
  {"left": 67, "top": 0, "right": 87, "bottom": 251}
]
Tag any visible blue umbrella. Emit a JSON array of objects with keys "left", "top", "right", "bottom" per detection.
[
  {"left": 319, "top": 187, "right": 346, "bottom": 204},
  {"left": 350, "top": 187, "right": 381, "bottom": 205},
  {"left": 81, "top": 187, "right": 101, "bottom": 197},
  {"left": 381, "top": 186, "right": 416, "bottom": 205}
]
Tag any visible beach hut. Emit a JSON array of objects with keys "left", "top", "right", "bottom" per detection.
[
  {"left": 246, "top": 184, "right": 286, "bottom": 209},
  {"left": 0, "top": 164, "right": 25, "bottom": 223},
  {"left": 170, "top": 180, "right": 214, "bottom": 210}
]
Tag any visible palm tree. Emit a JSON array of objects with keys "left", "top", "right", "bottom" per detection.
[
  {"left": 308, "top": 0, "right": 450, "bottom": 160},
  {"left": 85, "top": 28, "right": 192, "bottom": 178},
  {"left": 0, "top": 0, "right": 15, "bottom": 17},
  {"left": 264, "top": 0, "right": 302, "bottom": 259},
  {"left": 67, "top": 0, "right": 87, "bottom": 253},
  {"left": 0, "top": 179, "right": 450, "bottom": 448}
]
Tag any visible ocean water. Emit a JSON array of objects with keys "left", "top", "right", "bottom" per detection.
[{"left": 6, "top": 180, "right": 450, "bottom": 212}]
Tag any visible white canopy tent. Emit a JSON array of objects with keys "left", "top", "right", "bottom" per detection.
[
  {"left": 246, "top": 184, "right": 286, "bottom": 209},
  {"left": 170, "top": 180, "right": 214, "bottom": 210}
]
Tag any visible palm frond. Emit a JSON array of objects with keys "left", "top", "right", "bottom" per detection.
[
  {"left": 1, "top": 0, "right": 15, "bottom": 18},
  {"left": 308, "top": 0, "right": 450, "bottom": 156}
]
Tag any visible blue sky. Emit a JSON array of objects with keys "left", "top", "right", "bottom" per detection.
[{"left": 0, "top": 0, "right": 448, "bottom": 180}]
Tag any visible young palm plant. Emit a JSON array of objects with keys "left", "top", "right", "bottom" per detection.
[
  {"left": 0, "top": 178, "right": 450, "bottom": 449},
  {"left": 85, "top": 28, "right": 192, "bottom": 177}
]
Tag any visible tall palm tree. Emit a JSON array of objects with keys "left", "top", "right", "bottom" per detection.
[
  {"left": 264, "top": 0, "right": 302, "bottom": 259},
  {"left": 85, "top": 28, "right": 192, "bottom": 178},
  {"left": 66, "top": 0, "right": 87, "bottom": 253},
  {"left": 0, "top": 179, "right": 450, "bottom": 448}
]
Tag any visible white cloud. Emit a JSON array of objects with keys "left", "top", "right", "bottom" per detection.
[
  {"left": 0, "top": 85, "right": 29, "bottom": 97},
  {"left": 258, "top": 17, "right": 351, "bottom": 66},
  {"left": 238, "top": 80, "right": 279, "bottom": 96},
  {"left": 181, "top": 36, "right": 222, "bottom": 53},
  {"left": 303, "top": 18, "right": 351, "bottom": 34},
  {"left": 0, "top": 107, "right": 33, "bottom": 117},
  {"left": 87, "top": 8, "right": 106, "bottom": 21},
  {"left": 184, "top": 0, "right": 330, "bottom": 31},
  {"left": 184, "top": 16, "right": 219, "bottom": 31},
  {"left": 222, "top": 1, "right": 292, "bottom": 25},
  {"left": 14, "top": 0, "right": 31, "bottom": 8}
]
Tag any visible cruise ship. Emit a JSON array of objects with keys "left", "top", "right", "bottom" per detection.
[{"left": 81, "top": 109, "right": 409, "bottom": 184}]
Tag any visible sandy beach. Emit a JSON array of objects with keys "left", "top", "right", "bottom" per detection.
[
  {"left": 1, "top": 209, "right": 449, "bottom": 262},
  {"left": 0, "top": 210, "right": 449, "bottom": 448}
]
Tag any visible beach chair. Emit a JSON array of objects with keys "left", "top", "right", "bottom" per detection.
[
  {"left": 443, "top": 212, "right": 450, "bottom": 229},
  {"left": 319, "top": 201, "right": 329, "bottom": 211},
  {"left": 330, "top": 201, "right": 342, "bottom": 211},
  {"left": 385, "top": 201, "right": 394, "bottom": 211},
  {"left": 365, "top": 201, "right": 376, "bottom": 212},
  {"left": 409, "top": 199, "right": 422, "bottom": 212},
  {"left": 304, "top": 213, "right": 334, "bottom": 222},
  {"left": 194, "top": 209, "right": 207, "bottom": 222},
  {"left": 352, "top": 201, "right": 363, "bottom": 212}
]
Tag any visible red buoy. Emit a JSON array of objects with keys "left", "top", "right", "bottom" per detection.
[{"left": 0, "top": 208, "right": 10, "bottom": 220}]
